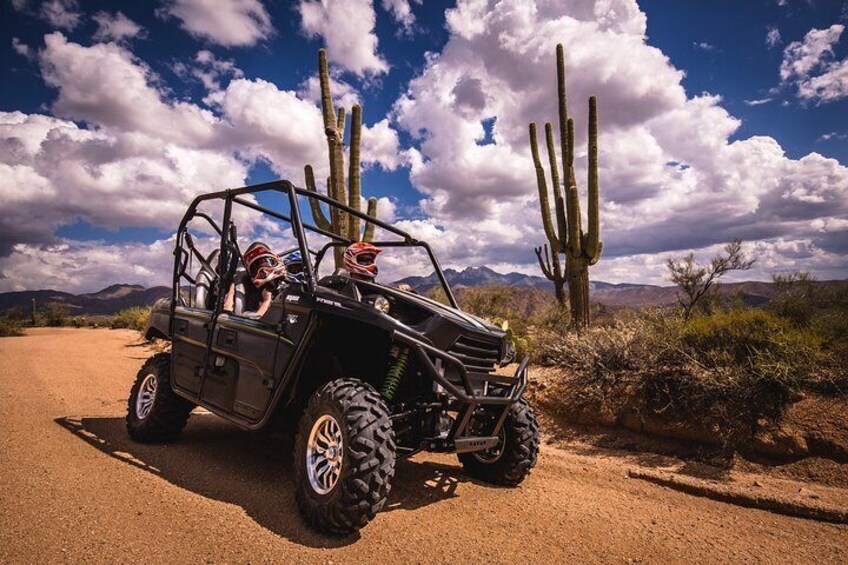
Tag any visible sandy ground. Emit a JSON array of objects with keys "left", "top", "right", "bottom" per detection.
[{"left": 1, "top": 328, "right": 846, "bottom": 564}]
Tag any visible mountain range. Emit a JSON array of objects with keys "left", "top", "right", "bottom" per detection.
[
  {"left": 393, "top": 266, "right": 841, "bottom": 307},
  {"left": 1, "top": 267, "right": 843, "bottom": 315},
  {"left": 0, "top": 284, "right": 171, "bottom": 317}
]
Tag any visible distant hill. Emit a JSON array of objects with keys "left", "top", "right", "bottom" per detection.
[
  {"left": 394, "top": 266, "right": 664, "bottom": 304},
  {"left": 2, "top": 271, "right": 845, "bottom": 314},
  {"left": 395, "top": 266, "right": 846, "bottom": 308},
  {"left": 0, "top": 284, "right": 171, "bottom": 316}
]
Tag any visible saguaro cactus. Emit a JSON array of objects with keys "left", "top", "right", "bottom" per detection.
[
  {"left": 31, "top": 298, "right": 37, "bottom": 326},
  {"left": 304, "top": 49, "right": 378, "bottom": 268},
  {"left": 529, "top": 43, "right": 602, "bottom": 328}
]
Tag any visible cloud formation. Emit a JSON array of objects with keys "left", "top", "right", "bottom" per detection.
[
  {"left": 0, "top": 30, "right": 398, "bottom": 285},
  {"left": 382, "top": 0, "right": 419, "bottom": 34},
  {"left": 92, "top": 11, "right": 146, "bottom": 43},
  {"left": 780, "top": 24, "right": 848, "bottom": 102},
  {"left": 391, "top": 0, "right": 848, "bottom": 283},
  {"left": 298, "top": 0, "right": 389, "bottom": 76},
  {"left": 0, "top": 1, "right": 845, "bottom": 292},
  {"left": 158, "top": 0, "right": 273, "bottom": 47}
]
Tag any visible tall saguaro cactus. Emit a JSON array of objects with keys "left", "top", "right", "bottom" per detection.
[
  {"left": 529, "top": 43, "right": 602, "bottom": 328},
  {"left": 304, "top": 49, "right": 378, "bottom": 268}
]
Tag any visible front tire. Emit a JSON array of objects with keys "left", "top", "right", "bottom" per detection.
[
  {"left": 294, "top": 379, "right": 396, "bottom": 535},
  {"left": 458, "top": 399, "right": 539, "bottom": 486},
  {"left": 126, "top": 353, "right": 194, "bottom": 443}
]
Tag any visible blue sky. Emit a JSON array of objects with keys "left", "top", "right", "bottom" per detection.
[{"left": 1, "top": 0, "right": 846, "bottom": 292}]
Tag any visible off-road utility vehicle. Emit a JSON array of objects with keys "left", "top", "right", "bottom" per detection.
[{"left": 128, "top": 180, "right": 539, "bottom": 534}]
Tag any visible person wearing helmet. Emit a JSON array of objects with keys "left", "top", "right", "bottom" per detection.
[
  {"left": 343, "top": 241, "right": 381, "bottom": 281},
  {"left": 223, "top": 241, "right": 287, "bottom": 319},
  {"left": 282, "top": 250, "right": 306, "bottom": 283},
  {"left": 342, "top": 241, "right": 416, "bottom": 292}
]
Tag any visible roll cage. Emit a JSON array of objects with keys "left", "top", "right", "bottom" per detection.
[{"left": 171, "top": 179, "right": 459, "bottom": 314}]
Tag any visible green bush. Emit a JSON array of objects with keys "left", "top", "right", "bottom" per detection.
[
  {"left": 538, "top": 307, "right": 833, "bottom": 456},
  {"left": 43, "top": 302, "right": 70, "bottom": 327},
  {"left": 0, "top": 318, "right": 25, "bottom": 337},
  {"left": 111, "top": 307, "right": 151, "bottom": 333}
]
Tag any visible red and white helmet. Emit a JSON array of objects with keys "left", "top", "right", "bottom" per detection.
[
  {"left": 343, "top": 242, "right": 382, "bottom": 279},
  {"left": 244, "top": 242, "right": 286, "bottom": 288}
]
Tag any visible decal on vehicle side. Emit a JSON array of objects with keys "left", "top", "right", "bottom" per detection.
[{"left": 316, "top": 297, "right": 343, "bottom": 308}]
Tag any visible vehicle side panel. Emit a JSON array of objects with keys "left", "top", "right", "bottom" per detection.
[{"left": 171, "top": 307, "right": 212, "bottom": 398}]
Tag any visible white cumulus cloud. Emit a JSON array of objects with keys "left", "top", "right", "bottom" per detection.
[
  {"left": 92, "top": 11, "right": 146, "bottom": 43},
  {"left": 159, "top": 0, "right": 273, "bottom": 47},
  {"left": 780, "top": 24, "right": 848, "bottom": 102},
  {"left": 389, "top": 0, "right": 848, "bottom": 283},
  {"left": 298, "top": 0, "right": 389, "bottom": 76}
]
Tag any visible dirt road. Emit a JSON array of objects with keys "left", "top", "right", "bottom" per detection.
[{"left": 1, "top": 328, "right": 845, "bottom": 564}]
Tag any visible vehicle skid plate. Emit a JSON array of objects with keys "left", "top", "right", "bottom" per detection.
[{"left": 454, "top": 436, "right": 500, "bottom": 453}]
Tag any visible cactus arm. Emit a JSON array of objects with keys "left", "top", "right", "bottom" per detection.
[
  {"left": 347, "top": 105, "right": 363, "bottom": 240},
  {"left": 545, "top": 122, "right": 562, "bottom": 202},
  {"left": 332, "top": 142, "right": 348, "bottom": 241},
  {"left": 564, "top": 116, "right": 583, "bottom": 256},
  {"left": 318, "top": 49, "right": 336, "bottom": 129},
  {"left": 555, "top": 194, "right": 568, "bottom": 250},
  {"left": 529, "top": 122, "right": 558, "bottom": 247},
  {"left": 319, "top": 49, "right": 345, "bottom": 251},
  {"left": 589, "top": 242, "right": 603, "bottom": 266},
  {"left": 585, "top": 95, "right": 602, "bottom": 261},
  {"left": 535, "top": 245, "right": 554, "bottom": 280},
  {"left": 544, "top": 122, "right": 566, "bottom": 251},
  {"left": 556, "top": 43, "right": 570, "bottom": 194},
  {"left": 362, "top": 197, "right": 378, "bottom": 242},
  {"left": 304, "top": 165, "right": 331, "bottom": 232},
  {"left": 336, "top": 106, "right": 346, "bottom": 139},
  {"left": 566, "top": 185, "right": 582, "bottom": 258}
]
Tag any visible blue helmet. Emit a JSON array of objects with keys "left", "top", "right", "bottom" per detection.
[{"left": 283, "top": 250, "right": 305, "bottom": 282}]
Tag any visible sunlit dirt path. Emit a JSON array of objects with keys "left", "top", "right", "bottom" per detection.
[{"left": 1, "top": 328, "right": 845, "bottom": 564}]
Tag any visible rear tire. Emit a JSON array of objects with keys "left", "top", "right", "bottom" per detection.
[
  {"left": 126, "top": 353, "right": 194, "bottom": 443},
  {"left": 294, "top": 378, "right": 396, "bottom": 535},
  {"left": 458, "top": 399, "right": 539, "bottom": 486}
]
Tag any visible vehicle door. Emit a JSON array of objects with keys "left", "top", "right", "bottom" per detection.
[{"left": 202, "top": 283, "right": 311, "bottom": 422}]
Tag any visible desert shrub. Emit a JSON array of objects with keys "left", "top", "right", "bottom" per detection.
[
  {"left": 682, "top": 309, "right": 820, "bottom": 372},
  {"left": 0, "top": 317, "right": 25, "bottom": 337},
  {"left": 3, "top": 306, "right": 27, "bottom": 321},
  {"left": 111, "top": 307, "right": 151, "bottom": 333},
  {"left": 769, "top": 271, "right": 819, "bottom": 327},
  {"left": 538, "top": 308, "right": 831, "bottom": 456},
  {"left": 43, "top": 302, "right": 70, "bottom": 327}
]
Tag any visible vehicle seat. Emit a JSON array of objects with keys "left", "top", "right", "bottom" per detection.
[{"left": 194, "top": 249, "right": 220, "bottom": 309}]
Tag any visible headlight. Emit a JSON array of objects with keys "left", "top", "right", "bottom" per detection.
[{"left": 373, "top": 295, "right": 390, "bottom": 314}]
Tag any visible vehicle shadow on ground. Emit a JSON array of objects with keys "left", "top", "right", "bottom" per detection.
[{"left": 55, "top": 414, "right": 472, "bottom": 547}]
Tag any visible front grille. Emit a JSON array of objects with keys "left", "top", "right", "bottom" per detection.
[{"left": 448, "top": 334, "right": 501, "bottom": 374}]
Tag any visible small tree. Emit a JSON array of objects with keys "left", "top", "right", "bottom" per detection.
[
  {"left": 667, "top": 239, "right": 755, "bottom": 319},
  {"left": 770, "top": 270, "right": 817, "bottom": 326},
  {"left": 43, "top": 302, "right": 70, "bottom": 327}
]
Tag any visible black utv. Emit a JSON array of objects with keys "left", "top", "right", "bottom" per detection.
[{"left": 128, "top": 179, "right": 539, "bottom": 534}]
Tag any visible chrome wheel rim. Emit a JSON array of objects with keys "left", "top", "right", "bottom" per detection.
[
  {"left": 306, "top": 415, "right": 344, "bottom": 495},
  {"left": 473, "top": 428, "right": 506, "bottom": 464},
  {"left": 135, "top": 373, "right": 157, "bottom": 420}
]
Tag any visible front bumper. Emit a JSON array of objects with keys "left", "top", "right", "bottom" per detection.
[{"left": 392, "top": 331, "right": 529, "bottom": 453}]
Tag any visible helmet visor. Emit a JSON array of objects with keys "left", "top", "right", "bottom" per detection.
[{"left": 355, "top": 252, "right": 376, "bottom": 266}]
